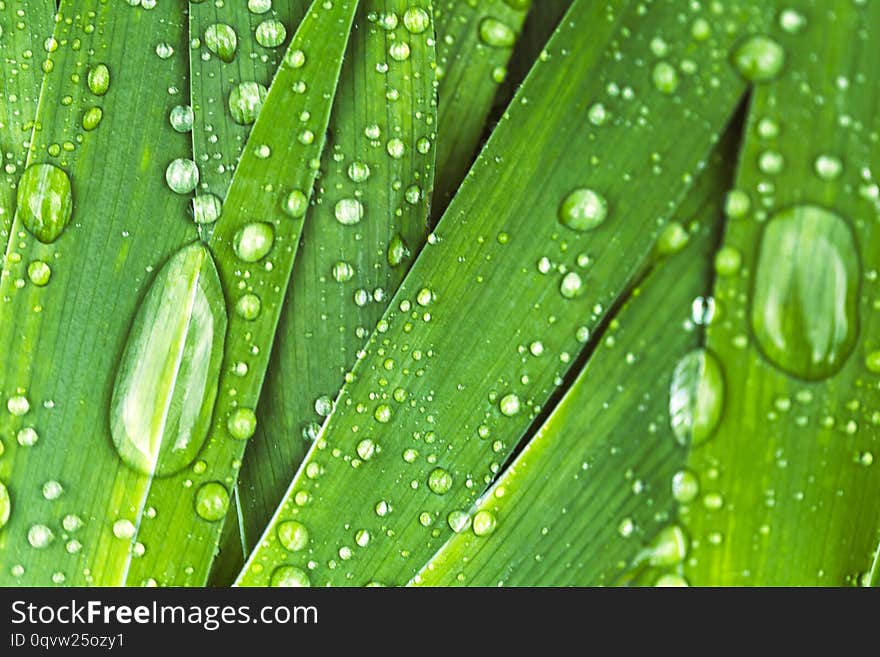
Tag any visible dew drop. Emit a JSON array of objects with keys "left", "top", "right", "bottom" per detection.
[
  {"left": 235, "top": 294, "right": 262, "bottom": 320},
  {"left": 228, "top": 82, "right": 268, "bottom": 125},
  {"left": 473, "top": 510, "right": 497, "bottom": 536},
  {"left": 669, "top": 349, "right": 724, "bottom": 447},
  {"left": 112, "top": 519, "right": 135, "bottom": 539},
  {"left": 227, "top": 408, "right": 257, "bottom": 440},
  {"left": 558, "top": 188, "right": 608, "bottom": 232},
  {"left": 560, "top": 272, "right": 584, "bottom": 299},
  {"left": 192, "top": 194, "right": 222, "bottom": 224},
  {"left": 270, "top": 565, "right": 310, "bottom": 587},
  {"left": 27, "top": 261, "right": 52, "bottom": 287},
  {"left": 447, "top": 510, "right": 471, "bottom": 533},
  {"left": 233, "top": 222, "right": 275, "bottom": 262},
  {"left": 751, "top": 205, "right": 859, "bottom": 380},
  {"left": 334, "top": 198, "right": 364, "bottom": 226},
  {"left": 195, "top": 482, "right": 229, "bottom": 521},
  {"left": 479, "top": 18, "right": 516, "bottom": 48},
  {"left": 0, "top": 482, "right": 10, "bottom": 530},
  {"left": 672, "top": 469, "right": 700, "bottom": 503},
  {"left": 428, "top": 467, "right": 453, "bottom": 495},
  {"left": 7, "top": 396, "right": 30, "bottom": 417},
  {"left": 646, "top": 525, "right": 688, "bottom": 566},
  {"left": 404, "top": 7, "right": 430, "bottom": 33},
  {"left": 28, "top": 523, "right": 53, "bottom": 548},
  {"left": 282, "top": 190, "right": 309, "bottom": 218},
  {"left": 387, "top": 234, "right": 410, "bottom": 267},
  {"left": 16, "top": 427, "right": 38, "bottom": 446},
  {"left": 733, "top": 35, "right": 786, "bottom": 82},
  {"left": 87, "top": 63, "right": 110, "bottom": 96},
  {"left": 165, "top": 158, "right": 199, "bottom": 194},
  {"left": 82, "top": 107, "right": 103, "bottom": 131},
  {"left": 277, "top": 520, "right": 309, "bottom": 552},
  {"left": 205, "top": 23, "right": 238, "bottom": 62},
  {"left": 18, "top": 163, "right": 73, "bottom": 244},
  {"left": 42, "top": 480, "right": 63, "bottom": 500},
  {"left": 170, "top": 104, "right": 195, "bottom": 133},
  {"left": 255, "top": 20, "right": 287, "bottom": 48},
  {"left": 499, "top": 393, "right": 521, "bottom": 417}
]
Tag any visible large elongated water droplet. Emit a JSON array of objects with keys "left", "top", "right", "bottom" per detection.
[
  {"left": 110, "top": 242, "right": 227, "bottom": 477},
  {"left": 17, "top": 163, "right": 73, "bottom": 243},
  {"left": 0, "top": 481, "right": 10, "bottom": 530},
  {"left": 669, "top": 349, "right": 724, "bottom": 447},
  {"left": 751, "top": 205, "right": 859, "bottom": 380}
]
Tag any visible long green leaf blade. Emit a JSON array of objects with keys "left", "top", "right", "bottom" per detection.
[
  {"left": 431, "top": 0, "right": 529, "bottom": 218},
  {"left": 235, "top": 0, "right": 438, "bottom": 564},
  {"left": 0, "top": 0, "right": 55, "bottom": 240},
  {"left": 0, "top": 0, "right": 196, "bottom": 585},
  {"left": 126, "top": 0, "right": 360, "bottom": 586},
  {"left": 682, "top": 0, "right": 880, "bottom": 586},
  {"left": 237, "top": 0, "right": 772, "bottom": 587},
  {"left": 411, "top": 142, "right": 732, "bottom": 586}
]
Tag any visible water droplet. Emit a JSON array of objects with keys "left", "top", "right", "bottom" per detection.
[
  {"left": 404, "top": 7, "right": 430, "bottom": 33},
  {"left": 714, "top": 246, "right": 742, "bottom": 276},
  {"left": 82, "top": 107, "right": 103, "bottom": 131},
  {"left": 724, "top": 189, "right": 751, "bottom": 219},
  {"left": 227, "top": 408, "right": 257, "bottom": 440},
  {"left": 672, "top": 469, "right": 700, "bottom": 503},
  {"left": 374, "top": 404, "right": 392, "bottom": 423},
  {"left": 447, "top": 510, "right": 471, "bottom": 533},
  {"left": 315, "top": 395, "right": 333, "bottom": 417},
  {"left": 499, "top": 393, "right": 521, "bottom": 417},
  {"left": 228, "top": 82, "right": 268, "bottom": 125},
  {"left": 778, "top": 8, "right": 807, "bottom": 33},
  {"left": 255, "top": 19, "right": 287, "bottom": 48},
  {"left": 110, "top": 243, "right": 226, "bottom": 476},
  {"left": 386, "top": 138, "right": 405, "bottom": 159},
  {"left": 865, "top": 351, "right": 880, "bottom": 374},
  {"left": 205, "top": 23, "right": 238, "bottom": 62},
  {"left": 669, "top": 349, "right": 724, "bottom": 446},
  {"left": 192, "top": 194, "right": 222, "bottom": 224},
  {"left": 283, "top": 190, "right": 309, "bottom": 218},
  {"left": 473, "top": 510, "right": 497, "bottom": 536},
  {"left": 389, "top": 41, "right": 411, "bottom": 61},
  {"left": 62, "top": 514, "right": 82, "bottom": 532},
  {"left": 28, "top": 524, "right": 54, "bottom": 548},
  {"left": 113, "top": 518, "right": 136, "bottom": 539},
  {"left": 27, "top": 261, "right": 52, "bottom": 287},
  {"left": 170, "top": 105, "right": 195, "bottom": 133},
  {"left": 588, "top": 102, "right": 608, "bottom": 126},
  {"left": 236, "top": 294, "right": 262, "bottom": 320},
  {"left": 165, "top": 158, "right": 199, "bottom": 194},
  {"left": 814, "top": 154, "right": 843, "bottom": 181},
  {"left": 334, "top": 198, "right": 364, "bottom": 226},
  {"left": 270, "top": 565, "right": 310, "bottom": 587},
  {"left": 387, "top": 234, "right": 410, "bottom": 267},
  {"left": 646, "top": 525, "right": 688, "bottom": 566},
  {"left": 0, "top": 482, "right": 10, "bottom": 530},
  {"left": 233, "top": 222, "right": 275, "bottom": 262},
  {"left": 655, "top": 574, "right": 689, "bottom": 587},
  {"left": 356, "top": 438, "right": 376, "bottom": 460},
  {"left": 16, "top": 427, "right": 38, "bottom": 446},
  {"left": 752, "top": 205, "right": 859, "bottom": 380},
  {"left": 41, "top": 480, "right": 63, "bottom": 500},
  {"left": 558, "top": 188, "right": 608, "bottom": 232},
  {"left": 479, "top": 18, "right": 516, "bottom": 48},
  {"left": 87, "top": 63, "right": 110, "bottom": 96},
  {"left": 428, "top": 468, "right": 453, "bottom": 495},
  {"left": 155, "top": 42, "right": 174, "bottom": 59},
  {"left": 652, "top": 61, "right": 679, "bottom": 94},
  {"left": 18, "top": 163, "right": 73, "bottom": 243},
  {"left": 559, "top": 271, "right": 584, "bottom": 299},
  {"left": 347, "top": 161, "right": 370, "bottom": 183},
  {"left": 7, "top": 396, "right": 30, "bottom": 417},
  {"left": 277, "top": 520, "right": 309, "bottom": 552},
  {"left": 195, "top": 482, "right": 229, "bottom": 521},
  {"left": 733, "top": 35, "right": 786, "bottom": 82}
]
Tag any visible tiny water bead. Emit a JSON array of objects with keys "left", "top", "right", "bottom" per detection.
[
  {"left": 814, "top": 154, "right": 843, "bottom": 181},
  {"left": 652, "top": 61, "right": 679, "bottom": 94},
  {"left": 165, "top": 158, "right": 200, "bottom": 194},
  {"left": 558, "top": 188, "right": 608, "bottom": 232},
  {"left": 334, "top": 198, "right": 364, "bottom": 225},
  {"left": 724, "top": 189, "right": 751, "bottom": 219},
  {"left": 155, "top": 42, "right": 174, "bottom": 59},
  {"left": 387, "top": 234, "right": 411, "bottom": 267},
  {"left": 751, "top": 205, "right": 859, "bottom": 381},
  {"left": 347, "top": 161, "right": 370, "bottom": 183},
  {"left": 283, "top": 190, "right": 309, "bottom": 218},
  {"left": 195, "top": 482, "right": 229, "bottom": 522},
  {"left": 255, "top": 20, "right": 287, "bottom": 48},
  {"left": 427, "top": 467, "right": 453, "bottom": 495},
  {"left": 499, "top": 393, "right": 521, "bottom": 417},
  {"left": 732, "top": 35, "right": 786, "bottom": 82},
  {"left": 270, "top": 565, "right": 310, "bottom": 587},
  {"left": 112, "top": 519, "right": 136, "bottom": 539},
  {"left": 204, "top": 23, "right": 238, "bottom": 62},
  {"left": 170, "top": 104, "right": 195, "bottom": 133},
  {"left": 669, "top": 349, "right": 724, "bottom": 447},
  {"left": 110, "top": 243, "right": 227, "bottom": 477},
  {"left": 87, "top": 63, "right": 110, "bottom": 95},
  {"left": 233, "top": 222, "right": 275, "bottom": 262},
  {"left": 82, "top": 107, "right": 103, "bottom": 131},
  {"left": 28, "top": 524, "right": 54, "bottom": 548},
  {"left": 0, "top": 482, "right": 10, "bottom": 530},
  {"left": 473, "top": 510, "right": 497, "bottom": 536},
  {"left": 479, "top": 17, "right": 516, "bottom": 48},
  {"left": 277, "top": 520, "right": 309, "bottom": 552},
  {"left": 332, "top": 261, "right": 354, "bottom": 283},
  {"left": 192, "top": 194, "right": 222, "bottom": 224},
  {"left": 559, "top": 271, "right": 584, "bottom": 299},
  {"left": 236, "top": 294, "right": 262, "bottom": 320},
  {"left": 228, "top": 82, "right": 268, "bottom": 125},
  {"left": 672, "top": 469, "right": 699, "bottom": 503},
  {"left": 42, "top": 480, "right": 63, "bottom": 500},
  {"left": 7, "top": 396, "right": 30, "bottom": 416},
  {"left": 403, "top": 7, "right": 430, "bottom": 33},
  {"left": 386, "top": 138, "right": 405, "bottom": 159},
  {"left": 27, "top": 261, "right": 52, "bottom": 286},
  {"left": 18, "top": 163, "right": 74, "bottom": 244},
  {"left": 228, "top": 408, "right": 257, "bottom": 440}
]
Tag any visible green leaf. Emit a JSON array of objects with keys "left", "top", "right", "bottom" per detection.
[
  {"left": 0, "top": 0, "right": 357, "bottom": 586},
  {"left": 411, "top": 138, "right": 734, "bottom": 586},
  {"left": 0, "top": 0, "right": 55, "bottom": 241},
  {"left": 431, "top": 0, "right": 530, "bottom": 218},
  {"left": 233, "top": 0, "right": 438, "bottom": 570},
  {"left": 0, "top": 0, "right": 197, "bottom": 585},
  {"left": 236, "top": 0, "right": 771, "bottom": 587},
  {"left": 188, "top": 0, "right": 309, "bottom": 237},
  {"left": 682, "top": 0, "right": 880, "bottom": 586}
]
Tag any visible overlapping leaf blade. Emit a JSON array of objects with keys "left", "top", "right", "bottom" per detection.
[
  {"left": 237, "top": 0, "right": 774, "bottom": 587},
  {"left": 682, "top": 0, "right": 880, "bottom": 586},
  {"left": 412, "top": 141, "right": 733, "bottom": 586}
]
